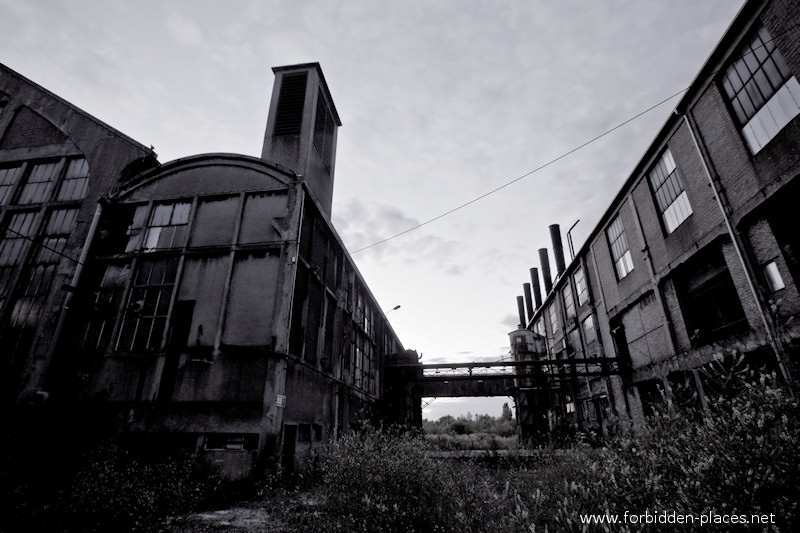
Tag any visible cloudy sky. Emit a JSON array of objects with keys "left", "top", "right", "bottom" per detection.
[{"left": 1, "top": 0, "right": 745, "bottom": 420}]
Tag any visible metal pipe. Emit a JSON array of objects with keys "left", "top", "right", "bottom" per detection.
[
  {"left": 566, "top": 219, "right": 580, "bottom": 261},
  {"left": 682, "top": 113, "right": 794, "bottom": 393},
  {"left": 39, "top": 199, "right": 105, "bottom": 391}
]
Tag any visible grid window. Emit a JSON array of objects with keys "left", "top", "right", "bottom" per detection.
[
  {"left": 18, "top": 161, "right": 60, "bottom": 204},
  {"left": 649, "top": 149, "right": 692, "bottom": 233},
  {"left": 0, "top": 164, "right": 24, "bottom": 205},
  {"left": 0, "top": 211, "right": 39, "bottom": 309},
  {"left": 573, "top": 267, "right": 588, "bottom": 306},
  {"left": 117, "top": 257, "right": 179, "bottom": 351},
  {"left": 547, "top": 304, "right": 559, "bottom": 334},
  {"left": 562, "top": 285, "right": 575, "bottom": 319},
  {"left": 9, "top": 208, "right": 79, "bottom": 327},
  {"left": 143, "top": 202, "right": 191, "bottom": 252},
  {"left": 582, "top": 316, "right": 596, "bottom": 344},
  {"left": 607, "top": 214, "right": 633, "bottom": 279},
  {"left": 721, "top": 26, "right": 800, "bottom": 153},
  {"left": 56, "top": 157, "right": 90, "bottom": 201}
]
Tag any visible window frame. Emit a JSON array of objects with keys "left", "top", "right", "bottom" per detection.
[
  {"left": 606, "top": 213, "right": 634, "bottom": 280},
  {"left": 648, "top": 148, "right": 693, "bottom": 234}
]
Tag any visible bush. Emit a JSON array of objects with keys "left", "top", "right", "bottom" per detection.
[{"left": 313, "top": 381, "right": 798, "bottom": 532}]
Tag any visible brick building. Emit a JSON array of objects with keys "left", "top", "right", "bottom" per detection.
[
  {"left": 511, "top": 0, "right": 800, "bottom": 440},
  {"left": 0, "top": 62, "right": 402, "bottom": 477}
]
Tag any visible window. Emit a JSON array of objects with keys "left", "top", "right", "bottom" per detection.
[
  {"left": 649, "top": 149, "right": 692, "bottom": 233},
  {"left": 582, "top": 315, "right": 596, "bottom": 344},
  {"left": 56, "top": 157, "right": 90, "bottom": 201},
  {"left": 117, "top": 257, "right": 179, "bottom": 351},
  {"left": 573, "top": 267, "right": 588, "bottom": 306},
  {"left": 562, "top": 285, "right": 575, "bottom": 320},
  {"left": 0, "top": 164, "right": 24, "bottom": 205},
  {"left": 721, "top": 26, "right": 800, "bottom": 154},
  {"left": 143, "top": 202, "right": 191, "bottom": 251},
  {"left": 18, "top": 161, "right": 60, "bottom": 204},
  {"left": 763, "top": 261, "right": 785, "bottom": 292},
  {"left": 547, "top": 304, "right": 559, "bottom": 334},
  {"left": 607, "top": 214, "right": 633, "bottom": 279},
  {"left": 0, "top": 212, "right": 39, "bottom": 309},
  {"left": 82, "top": 263, "right": 130, "bottom": 351},
  {"left": 8, "top": 209, "right": 78, "bottom": 327}
]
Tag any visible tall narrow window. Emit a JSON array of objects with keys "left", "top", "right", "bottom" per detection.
[
  {"left": 0, "top": 211, "right": 39, "bottom": 309},
  {"left": 607, "top": 214, "right": 634, "bottom": 279},
  {"left": 573, "top": 267, "right": 588, "bottom": 306},
  {"left": 18, "top": 161, "right": 60, "bottom": 204},
  {"left": 547, "top": 304, "right": 559, "bottom": 334},
  {"left": 562, "top": 285, "right": 575, "bottom": 320},
  {"left": 56, "top": 157, "right": 90, "bottom": 201},
  {"left": 117, "top": 257, "right": 179, "bottom": 351},
  {"left": 9, "top": 208, "right": 79, "bottom": 327},
  {"left": 649, "top": 148, "right": 692, "bottom": 233},
  {"left": 143, "top": 202, "right": 191, "bottom": 252},
  {"left": 0, "top": 164, "right": 24, "bottom": 205},
  {"left": 274, "top": 72, "right": 308, "bottom": 136},
  {"left": 721, "top": 25, "right": 800, "bottom": 154}
]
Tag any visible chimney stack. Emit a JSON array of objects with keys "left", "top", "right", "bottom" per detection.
[
  {"left": 539, "top": 248, "right": 553, "bottom": 294},
  {"left": 516, "top": 296, "right": 526, "bottom": 327},
  {"left": 523, "top": 283, "right": 534, "bottom": 323},
  {"left": 530, "top": 267, "right": 542, "bottom": 309},
  {"left": 550, "top": 224, "right": 566, "bottom": 278}
]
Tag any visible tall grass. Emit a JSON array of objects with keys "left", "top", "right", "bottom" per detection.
[{"left": 316, "top": 381, "right": 799, "bottom": 532}]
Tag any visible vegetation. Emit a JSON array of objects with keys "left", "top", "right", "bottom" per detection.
[
  {"left": 3, "top": 372, "right": 798, "bottom": 532},
  {"left": 422, "top": 402, "right": 518, "bottom": 450}
]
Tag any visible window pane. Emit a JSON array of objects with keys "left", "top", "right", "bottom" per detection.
[{"left": 18, "top": 161, "right": 59, "bottom": 204}]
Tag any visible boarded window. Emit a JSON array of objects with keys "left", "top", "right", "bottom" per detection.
[
  {"left": 222, "top": 250, "right": 280, "bottom": 347},
  {"left": 190, "top": 196, "right": 238, "bottom": 247},
  {"left": 178, "top": 255, "right": 229, "bottom": 348},
  {"left": 239, "top": 192, "right": 287, "bottom": 244}
]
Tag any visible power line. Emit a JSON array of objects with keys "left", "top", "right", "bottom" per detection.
[
  {"left": 350, "top": 87, "right": 687, "bottom": 255},
  {"left": 349, "top": 21, "right": 800, "bottom": 256}
]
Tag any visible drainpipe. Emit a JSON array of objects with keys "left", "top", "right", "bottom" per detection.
[
  {"left": 38, "top": 199, "right": 105, "bottom": 391},
  {"left": 682, "top": 113, "right": 794, "bottom": 394}
]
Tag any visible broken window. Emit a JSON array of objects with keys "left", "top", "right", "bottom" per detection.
[
  {"left": 674, "top": 245, "right": 747, "bottom": 345},
  {"left": 9, "top": 208, "right": 78, "bottom": 327},
  {"left": 239, "top": 191, "right": 286, "bottom": 244},
  {"left": 143, "top": 202, "right": 191, "bottom": 251},
  {"left": 573, "top": 267, "right": 588, "bottom": 306},
  {"left": 0, "top": 163, "right": 24, "bottom": 205},
  {"left": 56, "top": 157, "right": 90, "bottom": 201},
  {"left": 607, "top": 213, "right": 634, "bottom": 279},
  {"left": 117, "top": 257, "right": 179, "bottom": 351},
  {"left": 562, "top": 284, "right": 575, "bottom": 320},
  {"left": 82, "top": 263, "right": 130, "bottom": 351},
  {"left": 17, "top": 160, "right": 60, "bottom": 204},
  {"left": 0, "top": 211, "right": 39, "bottom": 310}
]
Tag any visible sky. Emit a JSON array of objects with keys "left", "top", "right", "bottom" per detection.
[{"left": 1, "top": 0, "right": 746, "bottom": 421}]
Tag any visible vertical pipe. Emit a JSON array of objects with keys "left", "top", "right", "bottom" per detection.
[
  {"left": 523, "top": 283, "right": 534, "bottom": 323},
  {"left": 530, "top": 267, "right": 542, "bottom": 309},
  {"left": 550, "top": 224, "right": 566, "bottom": 277},
  {"left": 682, "top": 113, "right": 793, "bottom": 393},
  {"left": 516, "top": 296, "right": 526, "bottom": 327},
  {"left": 539, "top": 248, "right": 553, "bottom": 294},
  {"left": 39, "top": 200, "right": 105, "bottom": 390}
]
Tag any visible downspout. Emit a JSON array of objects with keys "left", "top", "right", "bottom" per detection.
[
  {"left": 682, "top": 113, "right": 794, "bottom": 394},
  {"left": 38, "top": 199, "right": 105, "bottom": 391}
]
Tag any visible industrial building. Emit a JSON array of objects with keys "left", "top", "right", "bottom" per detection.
[
  {"left": 0, "top": 62, "right": 402, "bottom": 477},
  {"left": 511, "top": 0, "right": 800, "bottom": 441}
]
